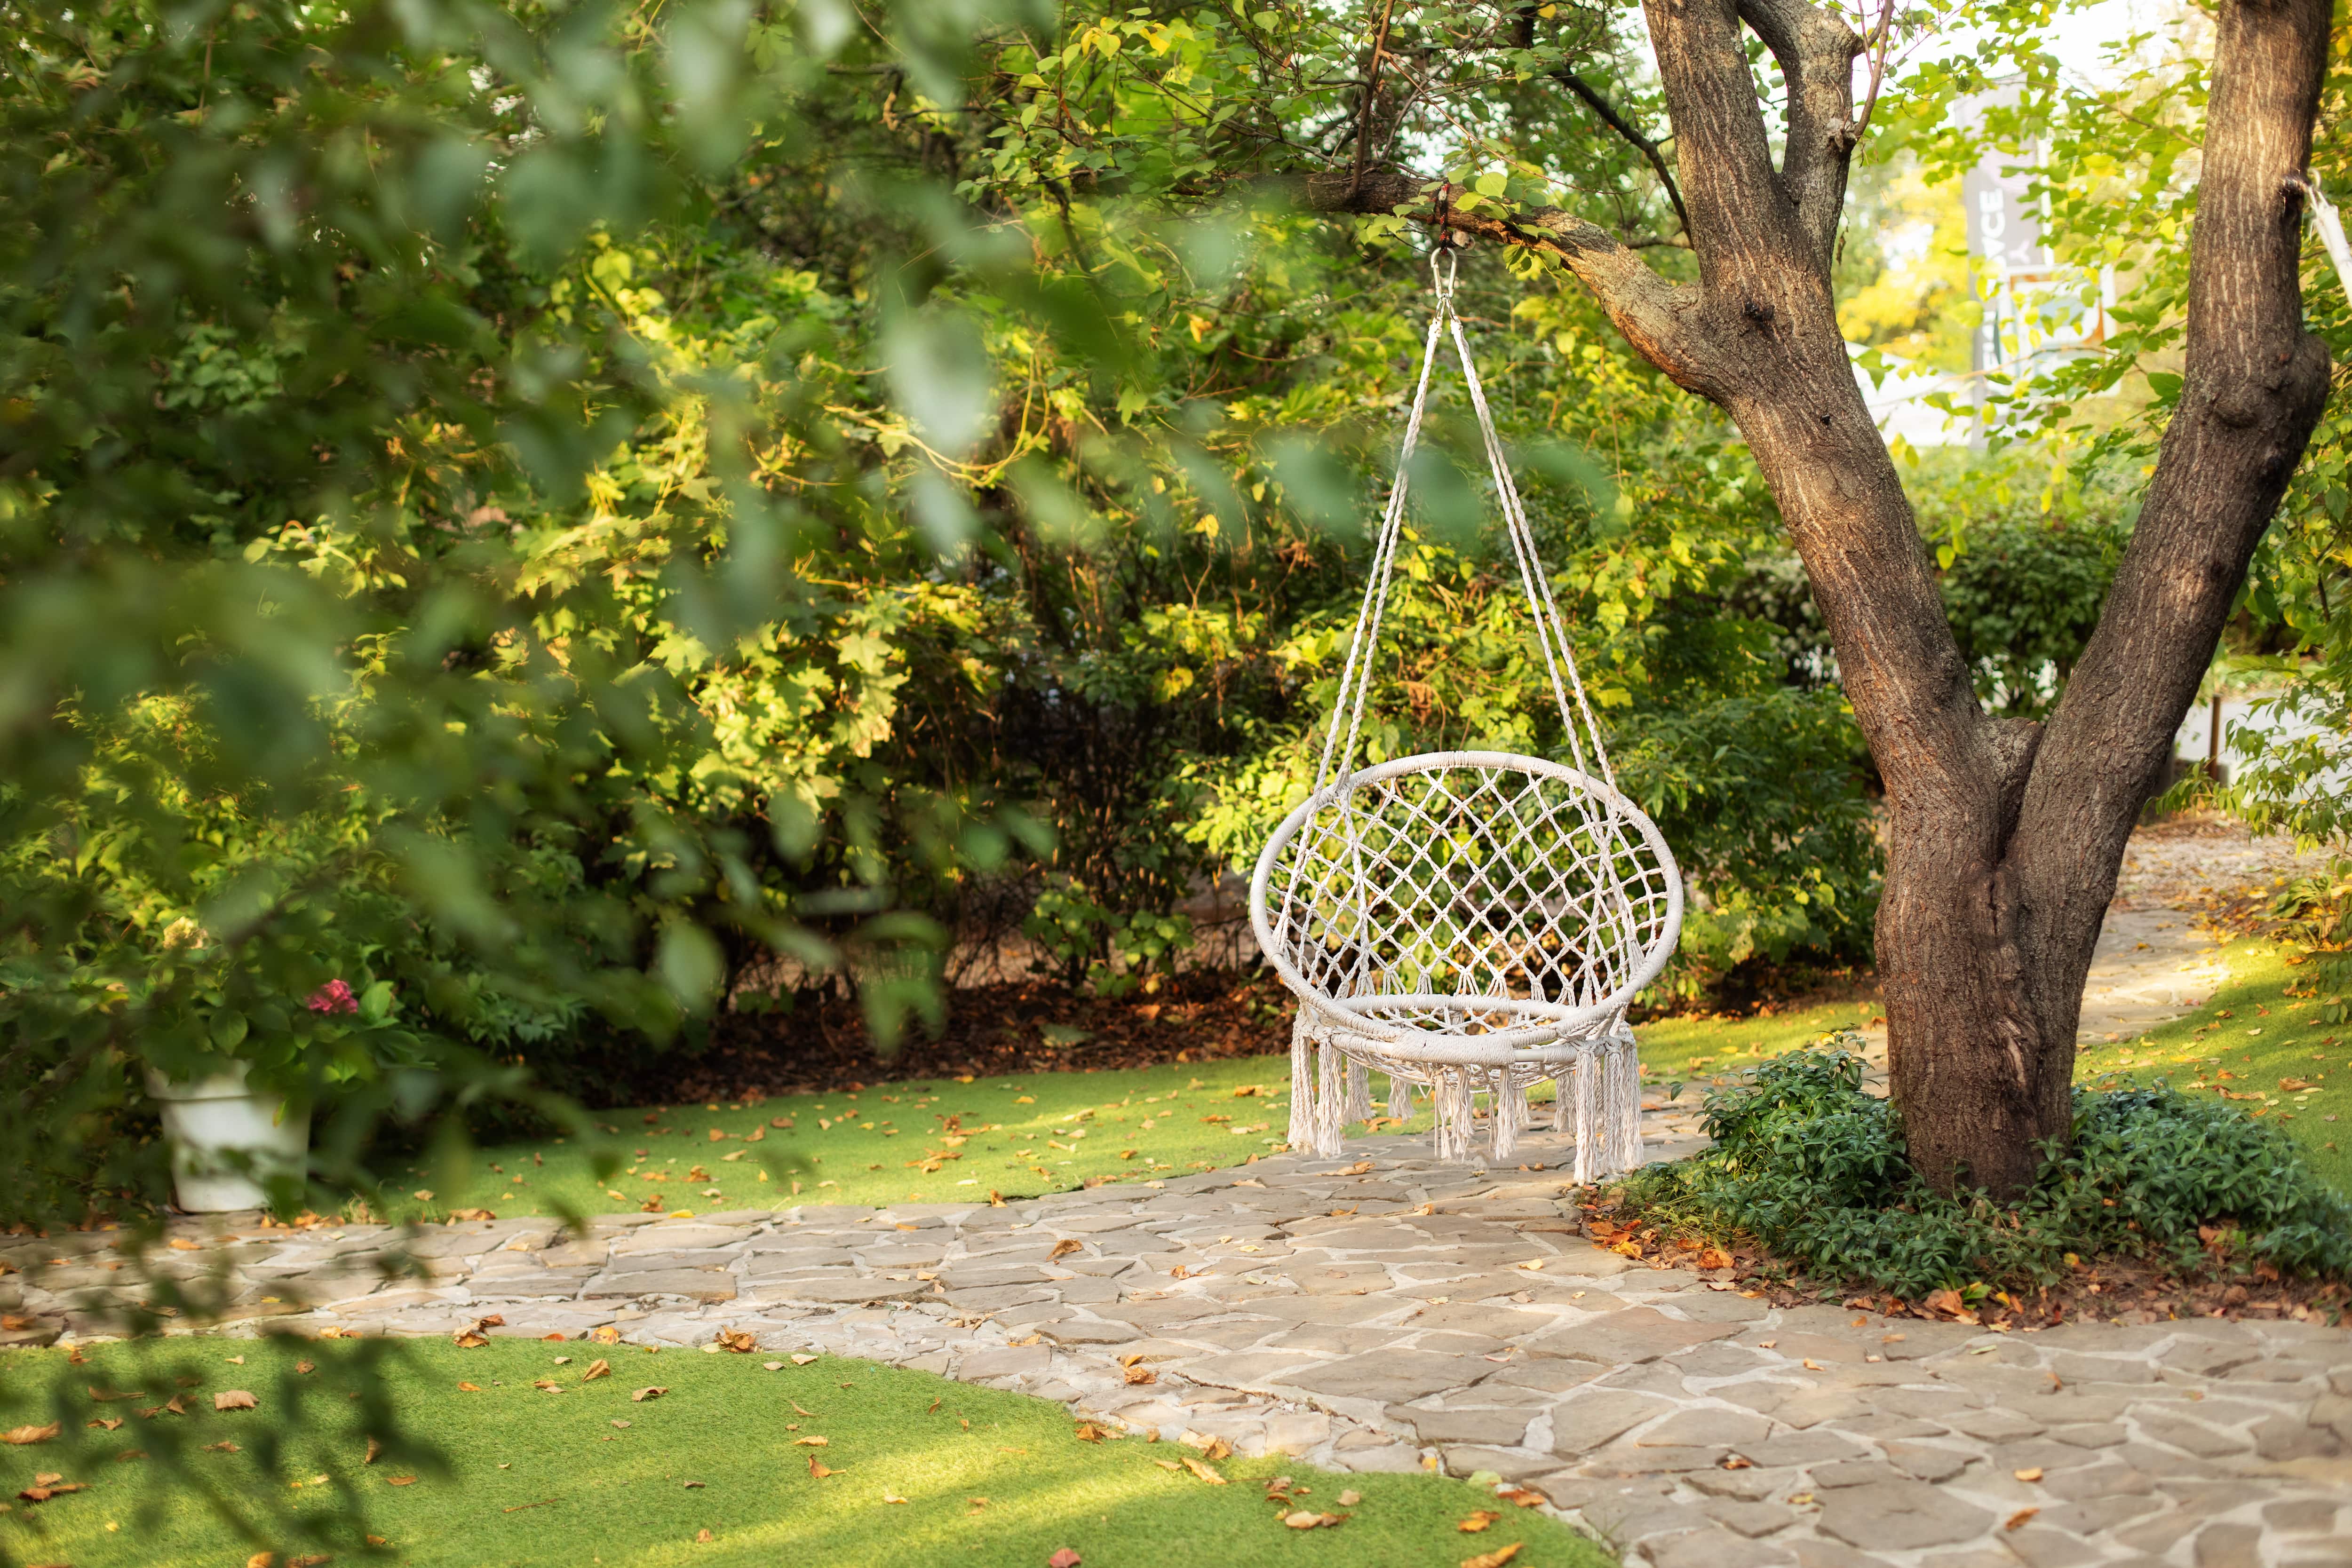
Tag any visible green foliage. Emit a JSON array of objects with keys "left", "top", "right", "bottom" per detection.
[
  {"left": 0, "top": 0, "right": 1890, "bottom": 1240},
  {"left": 1613, "top": 1041, "right": 2352, "bottom": 1295}
]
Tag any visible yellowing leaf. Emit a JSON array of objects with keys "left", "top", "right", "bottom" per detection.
[
  {"left": 1459, "top": 1509, "right": 1500, "bottom": 1533},
  {"left": 2, "top": 1424, "right": 59, "bottom": 1445},
  {"left": 1461, "top": 1544, "right": 1524, "bottom": 1568},
  {"left": 214, "top": 1390, "right": 258, "bottom": 1412},
  {"left": 582, "top": 1359, "right": 612, "bottom": 1382},
  {"left": 631, "top": 1386, "right": 668, "bottom": 1402},
  {"left": 1179, "top": 1456, "right": 1226, "bottom": 1485}
]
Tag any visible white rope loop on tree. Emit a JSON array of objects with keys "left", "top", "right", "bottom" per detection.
[{"left": 1251, "top": 249, "right": 1684, "bottom": 1176}]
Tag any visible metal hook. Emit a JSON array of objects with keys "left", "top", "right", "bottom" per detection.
[{"left": 1429, "top": 245, "right": 1458, "bottom": 302}]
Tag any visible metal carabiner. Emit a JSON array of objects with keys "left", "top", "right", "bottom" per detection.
[{"left": 1429, "top": 245, "right": 1458, "bottom": 305}]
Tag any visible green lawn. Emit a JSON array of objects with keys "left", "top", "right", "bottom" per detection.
[
  {"left": 2072, "top": 935, "right": 2352, "bottom": 1193},
  {"left": 0, "top": 1338, "right": 1610, "bottom": 1568},
  {"left": 389, "top": 1056, "right": 1304, "bottom": 1225},
  {"left": 383, "top": 1001, "right": 1891, "bottom": 1227},
  {"left": 1631, "top": 997, "right": 1884, "bottom": 1086}
]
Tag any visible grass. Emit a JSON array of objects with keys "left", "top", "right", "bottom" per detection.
[
  {"left": 1631, "top": 996, "right": 1883, "bottom": 1086},
  {"left": 0, "top": 1338, "right": 1610, "bottom": 1568},
  {"left": 2071, "top": 934, "right": 2352, "bottom": 1195},
  {"left": 388, "top": 1056, "right": 1304, "bottom": 1225},
  {"left": 370, "top": 1001, "right": 1885, "bottom": 1227}
]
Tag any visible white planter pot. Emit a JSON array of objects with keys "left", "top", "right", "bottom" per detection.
[{"left": 144, "top": 1062, "right": 310, "bottom": 1213}]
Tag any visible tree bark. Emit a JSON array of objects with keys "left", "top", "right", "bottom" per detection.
[{"left": 1309, "top": 0, "right": 2334, "bottom": 1195}]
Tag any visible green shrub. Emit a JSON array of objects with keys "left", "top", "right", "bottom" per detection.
[{"left": 1611, "top": 1039, "right": 2352, "bottom": 1295}]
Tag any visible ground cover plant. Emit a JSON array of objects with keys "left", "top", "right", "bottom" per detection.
[
  {"left": 1603, "top": 1042, "right": 2352, "bottom": 1315},
  {"left": 0, "top": 1338, "right": 1607, "bottom": 1568}
]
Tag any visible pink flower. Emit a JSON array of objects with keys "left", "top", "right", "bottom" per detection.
[{"left": 306, "top": 978, "right": 358, "bottom": 1014}]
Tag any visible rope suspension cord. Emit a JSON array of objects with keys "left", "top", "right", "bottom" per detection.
[
  {"left": 1309, "top": 249, "right": 1612, "bottom": 799},
  {"left": 1250, "top": 246, "right": 1684, "bottom": 1178}
]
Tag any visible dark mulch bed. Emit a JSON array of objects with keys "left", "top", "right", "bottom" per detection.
[{"left": 660, "top": 966, "right": 1293, "bottom": 1101}]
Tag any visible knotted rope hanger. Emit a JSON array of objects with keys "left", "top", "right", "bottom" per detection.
[{"left": 1311, "top": 248, "right": 1618, "bottom": 800}]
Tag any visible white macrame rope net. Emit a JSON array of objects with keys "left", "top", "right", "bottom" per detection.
[{"left": 1251, "top": 250, "right": 1683, "bottom": 1181}]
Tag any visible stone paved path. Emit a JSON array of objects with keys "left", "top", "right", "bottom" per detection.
[{"left": 14, "top": 1133, "right": 2348, "bottom": 1568}]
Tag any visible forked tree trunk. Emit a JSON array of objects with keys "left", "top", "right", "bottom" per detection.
[{"left": 1316, "top": 0, "right": 2335, "bottom": 1195}]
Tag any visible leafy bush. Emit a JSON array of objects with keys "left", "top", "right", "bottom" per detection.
[{"left": 1612, "top": 1041, "right": 2352, "bottom": 1295}]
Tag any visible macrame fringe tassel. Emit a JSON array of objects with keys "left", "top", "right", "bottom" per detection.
[
  {"left": 1343, "top": 1059, "right": 1373, "bottom": 1126},
  {"left": 1490, "top": 1075, "right": 1526, "bottom": 1164},
  {"left": 1617, "top": 1035, "right": 1645, "bottom": 1172},
  {"left": 1316, "top": 1039, "right": 1346, "bottom": 1157},
  {"left": 1287, "top": 1016, "right": 1314, "bottom": 1149},
  {"left": 1434, "top": 1069, "right": 1473, "bottom": 1163},
  {"left": 1550, "top": 1073, "right": 1571, "bottom": 1133},
  {"left": 1388, "top": 1073, "right": 1413, "bottom": 1123},
  {"left": 1602, "top": 1034, "right": 1642, "bottom": 1178},
  {"left": 1571, "top": 1045, "right": 1601, "bottom": 1186}
]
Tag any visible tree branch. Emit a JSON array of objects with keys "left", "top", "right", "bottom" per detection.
[
  {"left": 1298, "top": 166, "right": 1711, "bottom": 394},
  {"left": 2010, "top": 0, "right": 2333, "bottom": 1023},
  {"left": 1734, "top": 0, "right": 1862, "bottom": 269},
  {"left": 1557, "top": 70, "right": 1692, "bottom": 240}
]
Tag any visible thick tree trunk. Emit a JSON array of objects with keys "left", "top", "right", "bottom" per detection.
[{"left": 1311, "top": 0, "right": 2334, "bottom": 1195}]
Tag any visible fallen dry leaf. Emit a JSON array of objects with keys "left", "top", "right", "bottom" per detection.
[
  {"left": 87, "top": 1418, "right": 123, "bottom": 1433},
  {"left": 1122, "top": 1365, "right": 1157, "bottom": 1386},
  {"left": 365, "top": 1437, "right": 382, "bottom": 1465},
  {"left": 790, "top": 1354, "right": 818, "bottom": 1366},
  {"left": 1459, "top": 1509, "right": 1501, "bottom": 1533},
  {"left": 294, "top": 1360, "right": 314, "bottom": 1375},
  {"left": 794, "top": 1436, "right": 829, "bottom": 1447},
  {"left": 610, "top": 1419, "right": 631, "bottom": 1429},
  {"left": 457, "top": 1382, "right": 482, "bottom": 1393},
  {"left": 18, "top": 1481, "right": 87, "bottom": 1503},
  {"left": 1460, "top": 1545, "right": 1522, "bottom": 1568},
  {"left": 1720, "top": 1455, "right": 1752, "bottom": 1470},
  {"left": 2, "top": 1424, "right": 59, "bottom": 1445},
  {"left": 792, "top": 1401, "right": 817, "bottom": 1418},
  {"left": 214, "top": 1390, "right": 258, "bottom": 1412},
  {"left": 1048, "top": 1238, "right": 1082, "bottom": 1261},
  {"left": 582, "top": 1359, "right": 612, "bottom": 1383},
  {"left": 87, "top": 1386, "right": 143, "bottom": 1403},
  {"left": 1180, "top": 1456, "right": 1226, "bottom": 1485},
  {"left": 386, "top": 1475, "right": 417, "bottom": 1487},
  {"left": 807, "top": 1455, "right": 841, "bottom": 1479},
  {"left": 169, "top": 1238, "right": 201, "bottom": 1251},
  {"left": 1073, "top": 1424, "right": 1104, "bottom": 1442},
  {"left": 2005, "top": 1507, "right": 2039, "bottom": 1531},
  {"left": 2013, "top": 1467, "right": 2044, "bottom": 1482},
  {"left": 715, "top": 1328, "right": 756, "bottom": 1354},
  {"left": 1282, "top": 1510, "right": 1346, "bottom": 1529},
  {"left": 682, "top": 1479, "right": 706, "bottom": 1489},
  {"left": 696, "top": 1528, "right": 715, "bottom": 1543},
  {"left": 204, "top": 1441, "right": 240, "bottom": 1453},
  {"left": 1047, "top": 1552, "right": 1081, "bottom": 1568},
  {"left": 1497, "top": 1486, "right": 1545, "bottom": 1507},
  {"left": 1337, "top": 1489, "right": 1362, "bottom": 1507},
  {"left": 592, "top": 1325, "right": 621, "bottom": 1346},
  {"left": 1695, "top": 1247, "right": 1734, "bottom": 1270},
  {"left": 882, "top": 1490, "right": 908, "bottom": 1504}
]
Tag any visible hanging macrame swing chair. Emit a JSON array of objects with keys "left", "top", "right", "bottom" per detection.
[{"left": 1249, "top": 250, "right": 1684, "bottom": 1182}]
